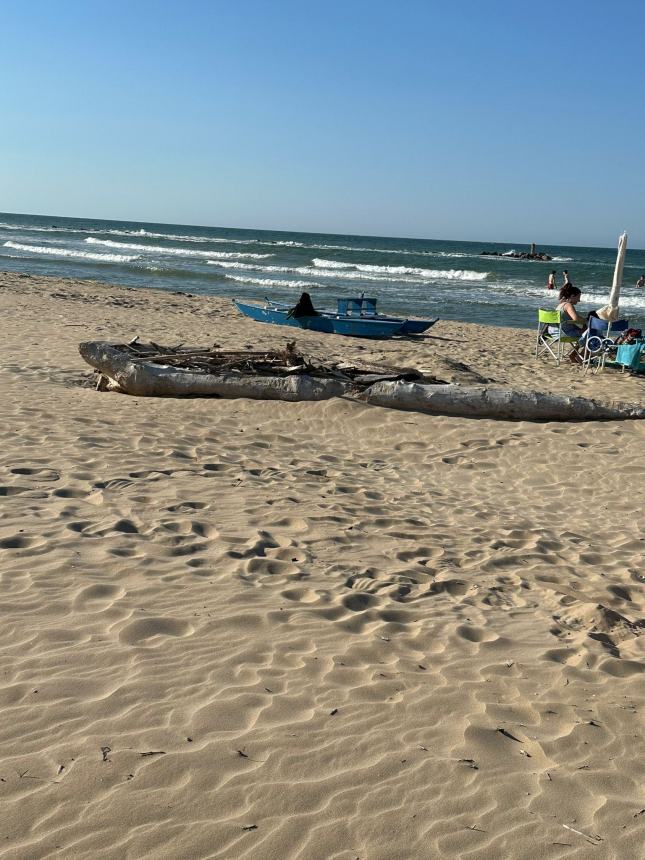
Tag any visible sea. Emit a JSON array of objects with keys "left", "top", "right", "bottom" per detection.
[{"left": 2, "top": 212, "right": 644, "bottom": 330}]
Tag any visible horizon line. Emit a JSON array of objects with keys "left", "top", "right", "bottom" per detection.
[{"left": 1, "top": 210, "right": 640, "bottom": 254}]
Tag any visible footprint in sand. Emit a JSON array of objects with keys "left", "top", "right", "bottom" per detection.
[
  {"left": 244, "top": 558, "right": 299, "bottom": 577},
  {"left": 0, "top": 486, "right": 31, "bottom": 496},
  {"left": 342, "top": 592, "right": 381, "bottom": 612},
  {"left": 0, "top": 534, "right": 45, "bottom": 550},
  {"left": 397, "top": 546, "right": 445, "bottom": 564},
  {"left": 201, "top": 462, "right": 234, "bottom": 474},
  {"left": 227, "top": 530, "right": 292, "bottom": 560},
  {"left": 456, "top": 624, "right": 499, "bottom": 643},
  {"left": 74, "top": 583, "right": 125, "bottom": 612},
  {"left": 52, "top": 488, "right": 87, "bottom": 499},
  {"left": 166, "top": 501, "right": 207, "bottom": 513},
  {"left": 11, "top": 467, "right": 60, "bottom": 481},
  {"left": 428, "top": 579, "right": 472, "bottom": 597},
  {"left": 281, "top": 587, "right": 321, "bottom": 604},
  {"left": 119, "top": 616, "right": 194, "bottom": 645},
  {"left": 68, "top": 518, "right": 142, "bottom": 539},
  {"left": 93, "top": 478, "right": 134, "bottom": 492}
]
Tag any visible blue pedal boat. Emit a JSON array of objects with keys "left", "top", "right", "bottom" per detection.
[
  {"left": 333, "top": 296, "right": 438, "bottom": 335},
  {"left": 234, "top": 295, "right": 438, "bottom": 339}
]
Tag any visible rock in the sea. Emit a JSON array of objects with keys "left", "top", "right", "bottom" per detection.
[{"left": 481, "top": 248, "right": 552, "bottom": 261}]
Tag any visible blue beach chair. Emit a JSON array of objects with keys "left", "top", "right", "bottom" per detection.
[{"left": 581, "top": 317, "right": 629, "bottom": 374}]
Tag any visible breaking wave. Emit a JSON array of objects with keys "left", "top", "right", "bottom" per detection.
[
  {"left": 3, "top": 240, "right": 139, "bottom": 263},
  {"left": 208, "top": 259, "right": 490, "bottom": 283},
  {"left": 210, "top": 260, "right": 291, "bottom": 272},
  {"left": 84, "top": 238, "right": 272, "bottom": 259},
  {"left": 224, "top": 275, "right": 322, "bottom": 289},
  {"left": 311, "top": 259, "right": 489, "bottom": 280}
]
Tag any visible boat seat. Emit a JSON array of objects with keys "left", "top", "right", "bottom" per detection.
[{"left": 337, "top": 297, "right": 377, "bottom": 316}]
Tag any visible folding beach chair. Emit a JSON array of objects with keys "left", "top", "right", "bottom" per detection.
[
  {"left": 582, "top": 317, "right": 629, "bottom": 374},
  {"left": 535, "top": 309, "right": 579, "bottom": 366}
]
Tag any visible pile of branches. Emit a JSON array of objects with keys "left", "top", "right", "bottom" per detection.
[{"left": 120, "top": 338, "right": 435, "bottom": 388}]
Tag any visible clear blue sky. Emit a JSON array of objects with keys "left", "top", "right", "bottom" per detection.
[{"left": 1, "top": 0, "right": 643, "bottom": 246}]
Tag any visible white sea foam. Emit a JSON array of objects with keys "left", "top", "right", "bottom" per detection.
[
  {"left": 429, "top": 251, "right": 479, "bottom": 258},
  {"left": 0, "top": 223, "right": 578, "bottom": 264},
  {"left": 209, "top": 260, "right": 391, "bottom": 282},
  {"left": 312, "top": 259, "right": 349, "bottom": 269},
  {"left": 0, "top": 222, "right": 238, "bottom": 244},
  {"left": 288, "top": 242, "right": 468, "bottom": 256},
  {"left": 3, "top": 240, "right": 139, "bottom": 263},
  {"left": 312, "top": 258, "right": 489, "bottom": 280},
  {"left": 224, "top": 275, "right": 322, "bottom": 289},
  {"left": 207, "top": 259, "right": 490, "bottom": 284},
  {"left": 84, "top": 238, "right": 272, "bottom": 259},
  {"left": 578, "top": 292, "right": 645, "bottom": 311},
  {"left": 205, "top": 258, "right": 492, "bottom": 284},
  {"left": 210, "top": 261, "right": 291, "bottom": 272},
  {"left": 101, "top": 229, "right": 259, "bottom": 244}
]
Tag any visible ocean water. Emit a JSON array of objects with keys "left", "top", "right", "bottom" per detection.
[{"left": 2, "top": 212, "right": 644, "bottom": 330}]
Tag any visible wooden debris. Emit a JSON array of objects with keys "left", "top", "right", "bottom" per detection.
[
  {"left": 497, "top": 728, "right": 521, "bottom": 742},
  {"left": 80, "top": 340, "right": 428, "bottom": 390},
  {"left": 561, "top": 823, "right": 603, "bottom": 845},
  {"left": 79, "top": 339, "right": 645, "bottom": 420},
  {"left": 236, "top": 749, "right": 265, "bottom": 762}
]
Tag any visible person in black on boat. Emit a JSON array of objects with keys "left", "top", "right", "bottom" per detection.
[{"left": 287, "top": 292, "right": 319, "bottom": 319}]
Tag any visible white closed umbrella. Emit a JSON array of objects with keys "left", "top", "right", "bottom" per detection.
[{"left": 597, "top": 231, "right": 627, "bottom": 321}]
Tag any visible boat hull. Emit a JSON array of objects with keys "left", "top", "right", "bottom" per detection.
[
  {"left": 262, "top": 299, "right": 437, "bottom": 335},
  {"left": 234, "top": 301, "right": 405, "bottom": 338},
  {"left": 397, "top": 319, "right": 437, "bottom": 335}
]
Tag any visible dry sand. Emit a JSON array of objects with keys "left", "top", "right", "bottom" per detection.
[{"left": 0, "top": 270, "right": 643, "bottom": 859}]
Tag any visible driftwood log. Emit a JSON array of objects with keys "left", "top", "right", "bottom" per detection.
[
  {"left": 79, "top": 341, "right": 645, "bottom": 421},
  {"left": 79, "top": 341, "right": 345, "bottom": 401},
  {"left": 360, "top": 381, "right": 645, "bottom": 421}
]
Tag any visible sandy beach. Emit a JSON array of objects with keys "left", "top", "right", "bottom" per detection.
[{"left": 0, "top": 270, "right": 643, "bottom": 859}]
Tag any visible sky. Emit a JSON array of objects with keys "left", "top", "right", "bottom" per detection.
[{"left": 1, "top": 0, "right": 644, "bottom": 246}]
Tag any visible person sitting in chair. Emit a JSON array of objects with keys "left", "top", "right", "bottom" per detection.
[{"left": 551, "top": 284, "right": 587, "bottom": 363}]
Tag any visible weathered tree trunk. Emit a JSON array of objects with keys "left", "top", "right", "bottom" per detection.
[
  {"left": 78, "top": 342, "right": 346, "bottom": 401},
  {"left": 360, "top": 380, "right": 645, "bottom": 421},
  {"left": 79, "top": 342, "right": 645, "bottom": 420}
]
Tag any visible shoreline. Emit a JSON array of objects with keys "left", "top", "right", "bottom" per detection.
[
  {"left": 0, "top": 268, "right": 643, "bottom": 858},
  {"left": 4, "top": 213, "right": 644, "bottom": 334},
  {"left": 2, "top": 268, "right": 643, "bottom": 401}
]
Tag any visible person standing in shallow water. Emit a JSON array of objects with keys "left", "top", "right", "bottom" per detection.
[
  {"left": 547, "top": 270, "right": 556, "bottom": 290},
  {"left": 562, "top": 270, "right": 571, "bottom": 287},
  {"left": 637, "top": 275, "right": 645, "bottom": 288}
]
